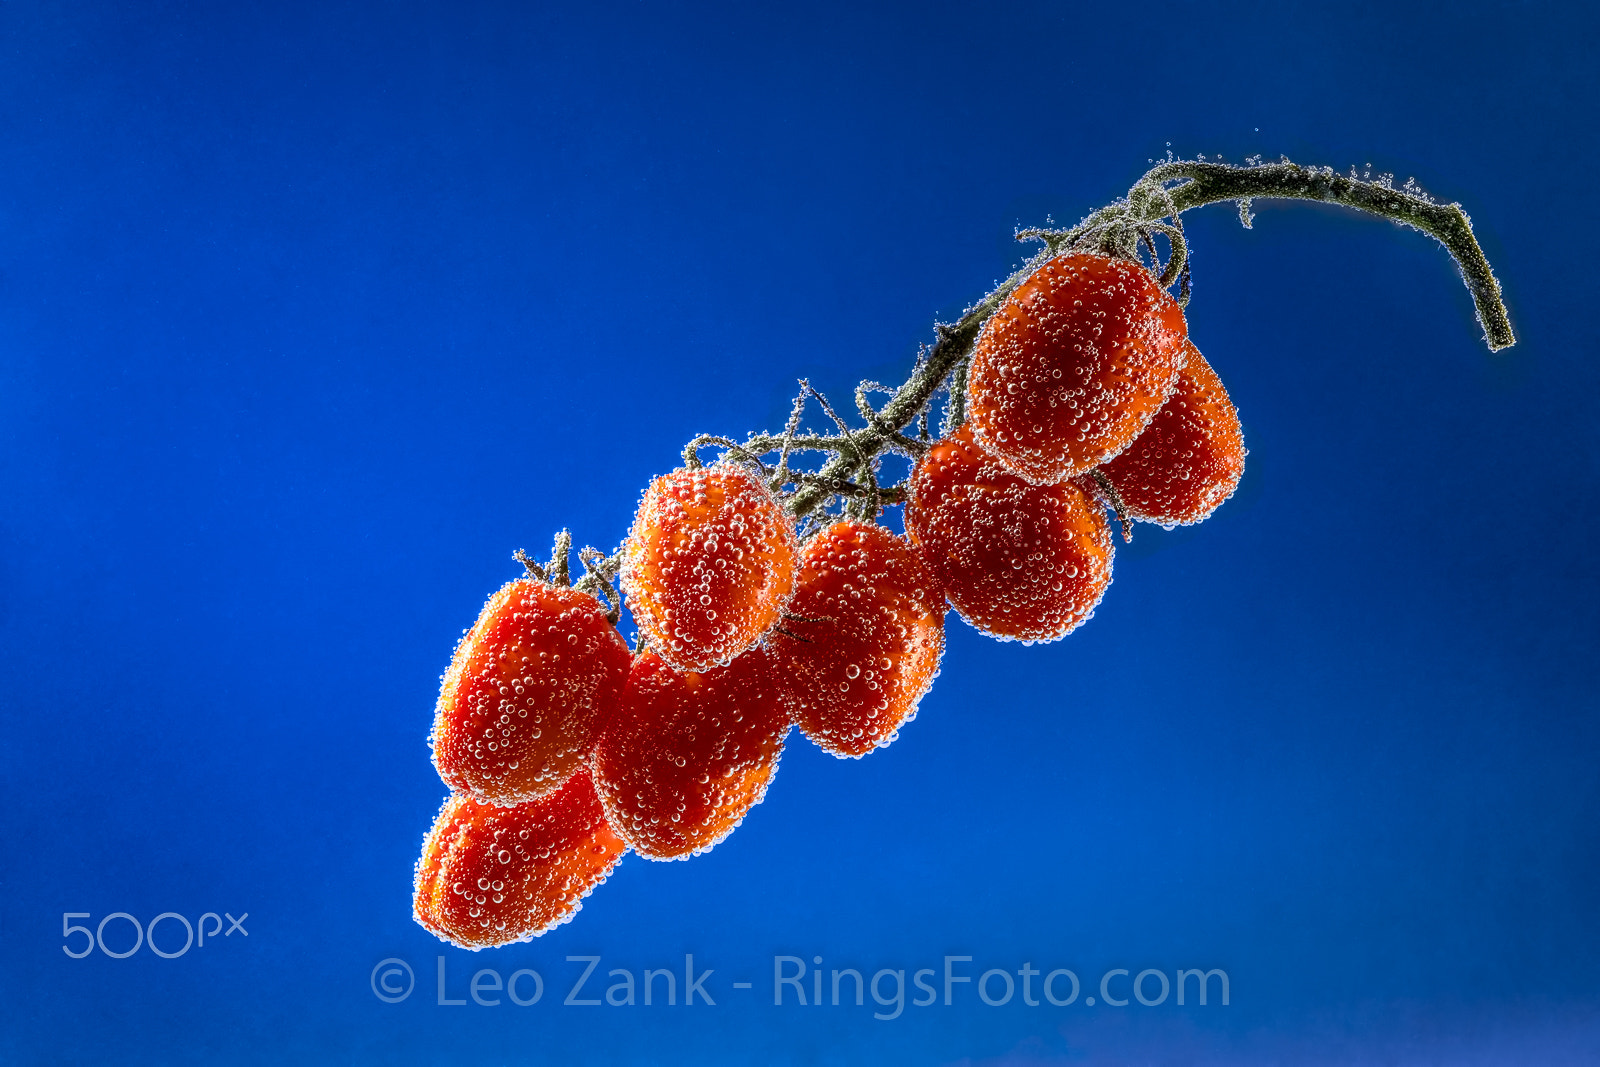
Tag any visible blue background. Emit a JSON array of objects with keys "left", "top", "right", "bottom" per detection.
[{"left": 2, "top": 1, "right": 1596, "bottom": 1063}]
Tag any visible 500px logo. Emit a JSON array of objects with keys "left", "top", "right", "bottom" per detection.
[{"left": 61, "top": 911, "right": 249, "bottom": 959}]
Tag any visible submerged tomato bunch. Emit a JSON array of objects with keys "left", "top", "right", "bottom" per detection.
[
  {"left": 411, "top": 249, "right": 1249, "bottom": 948},
  {"left": 409, "top": 157, "right": 1513, "bottom": 946}
]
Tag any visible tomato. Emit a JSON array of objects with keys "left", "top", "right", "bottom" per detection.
[
  {"left": 413, "top": 772, "right": 628, "bottom": 948},
  {"left": 906, "top": 423, "right": 1113, "bottom": 642},
  {"left": 1095, "top": 342, "right": 1246, "bottom": 527},
  {"left": 430, "top": 579, "right": 632, "bottom": 806},
  {"left": 965, "top": 251, "right": 1189, "bottom": 483},
  {"left": 621, "top": 462, "right": 800, "bottom": 673},
  {"left": 591, "top": 648, "right": 791, "bottom": 860},
  {"left": 769, "top": 520, "right": 945, "bottom": 757}
]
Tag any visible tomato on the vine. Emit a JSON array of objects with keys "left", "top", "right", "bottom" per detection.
[
  {"left": 621, "top": 462, "right": 799, "bottom": 673},
  {"left": 431, "top": 579, "right": 631, "bottom": 807},
  {"left": 591, "top": 648, "right": 791, "bottom": 860},
  {"left": 413, "top": 772, "right": 627, "bottom": 948},
  {"left": 906, "top": 423, "right": 1113, "bottom": 642},
  {"left": 965, "top": 251, "right": 1189, "bottom": 484},
  {"left": 1095, "top": 342, "right": 1246, "bottom": 527},
  {"left": 769, "top": 520, "right": 945, "bottom": 758}
]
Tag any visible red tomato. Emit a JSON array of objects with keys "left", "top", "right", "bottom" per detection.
[
  {"left": 769, "top": 520, "right": 945, "bottom": 757},
  {"left": 591, "top": 648, "right": 791, "bottom": 860},
  {"left": 413, "top": 772, "right": 627, "bottom": 948},
  {"left": 621, "top": 462, "right": 800, "bottom": 673},
  {"left": 906, "top": 423, "right": 1113, "bottom": 642},
  {"left": 431, "top": 579, "right": 631, "bottom": 806},
  {"left": 966, "top": 252, "right": 1189, "bottom": 483},
  {"left": 1095, "top": 342, "right": 1246, "bottom": 527}
]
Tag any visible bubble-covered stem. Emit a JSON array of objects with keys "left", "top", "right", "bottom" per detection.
[{"left": 1133, "top": 160, "right": 1514, "bottom": 350}]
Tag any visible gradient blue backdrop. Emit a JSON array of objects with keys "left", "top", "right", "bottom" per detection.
[{"left": 2, "top": 1, "right": 1596, "bottom": 1063}]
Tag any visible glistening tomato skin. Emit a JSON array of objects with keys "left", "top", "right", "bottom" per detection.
[
  {"left": 621, "top": 462, "right": 800, "bottom": 673},
  {"left": 966, "top": 252, "right": 1189, "bottom": 484},
  {"left": 906, "top": 423, "right": 1113, "bottom": 642},
  {"left": 769, "top": 521, "right": 945, "bottom": 758},
  {"left": 1093, "top": 342, "right": 1246, "bottom": 527},
  {"left": 413, "top": 773, "right": 628, "bottom": 949},
  {"left": 431, "top": 579, "right": 632, "bottom": 807},
  {"left": 591, "top": 649, "right": 791, "bottom": 860}
]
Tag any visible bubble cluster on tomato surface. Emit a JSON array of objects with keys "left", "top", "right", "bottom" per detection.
[
  {"left": 1093, "top": 342, "right": 1246, "bottom": 528},
  {"left": 965, "top": 251, "right": 1189, "bottom": 484},
  {"left": 430, "top": 579, "right": 632, "bottom": 807},
  {"left": 907, "top": 423, "right": 1113, "bottom": 643},
  {"left": 769, "top": 520, "right": 946, "bottom": 758},
  {"left": 413, "top": 772, "right": 628, "bottom": 949},
  {"left": 621, "top": 462, "right": 800, "bottom": 673},
  {"left": 591, "top": 648, "right": 792, "bottom": 860}
]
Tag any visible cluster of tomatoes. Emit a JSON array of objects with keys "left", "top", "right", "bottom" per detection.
[{"left": 412, "top": 251, "right": 1247, "bottom": 949}]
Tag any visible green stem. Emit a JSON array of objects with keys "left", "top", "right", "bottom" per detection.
[{"left": 1142, "top": 160, "right": 1514, "bottom": 350}]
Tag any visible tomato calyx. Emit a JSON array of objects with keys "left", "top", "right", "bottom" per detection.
[{"left": 513, "top": 530, "right": 624, "bottom": 626}]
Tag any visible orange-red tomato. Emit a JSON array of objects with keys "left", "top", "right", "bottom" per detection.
[
  {"left": 1095, "top": 342, "right": 1246, "bottom": 527},
  {"left": 621, "top": 462, "right": 800, "bottom": 673},
  {"left": 966, "top": 252, "right": 1189, "bottom": 483},
  {"left": 769, "top": 520, "right": 945, "bottom": 758},
  {"left": 413, "top": 772, "right": 627, "bottom": 948},
  {"left": 431, "top": 579, "right": 631, "bottom": 806},
  {"left": 591, "top": 649, "right": 791, "bottom": 860},
  {"left": 906, "top": 423, "right": 1113, "bottom": 642}
]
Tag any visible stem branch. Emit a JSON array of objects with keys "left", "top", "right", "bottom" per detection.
[{"left": 1143, "top": 160, "right": 1514, "bottom": 350}]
